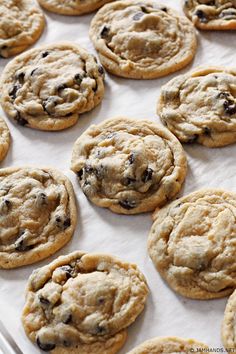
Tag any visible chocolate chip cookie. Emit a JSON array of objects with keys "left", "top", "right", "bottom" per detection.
[
  {"left": 0, "top": 167, "right": 77, "bottom": 269},
  {"left": 184, "top": 0, "right": 236, "bottom": 30},
  {"left": 0, "top": 117, "right": 10, "bottom": 162},
  {"left": 89, "top": 0, "right": 197, "bottom": 79},
  {"left": 22, "top": 251, "right": 148, "bottom": 353},
  {"left": 71, "top": 117, "right": 187, "bottom": 214},
  {"left": 37, "top": 0, "right": 113, "bottom": 15},
  {"left": 148, "top": 189, "right": 236, "bottom": 299},
  {"left": 222, "top": 290, "right": 236, "bottom": 350},
  {"left": 0, "top": 43, "right": 105, "bottom": 131},
  {"left": 0, "top": 0, "right": 45, "bottom": 58},
  {"left": 158, "top": 66, "right": 236, "bottom": 147},
  {"left": 127, "top": 336, "right": 208, "bottom": 353}
]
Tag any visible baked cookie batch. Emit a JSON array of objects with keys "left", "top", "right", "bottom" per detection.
[{"left": 0, "top": 0, "right": 236, "bottom": 353}]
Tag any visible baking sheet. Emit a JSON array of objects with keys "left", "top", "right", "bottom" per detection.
[{"left": 0, "top": 1, "right": 236, "bottom": 353}]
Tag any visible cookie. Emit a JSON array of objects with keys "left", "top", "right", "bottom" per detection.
[
  {"left": 0, "top": 116, "right": 10, "bottom": 162},
  {"left": 127, "top": 336, "right": 208, "bottom": 353},
  {"left": 222, "top": 290, "right": 236, "bottom": 350},
  {"left": 184, "top": 0, "right": 236, "bottom": 30},
  {"left": 71, "top": 117, "right": 187, "bottom": 214},
  {"left": 22, "top": 251, "right": 148, "bottom": 353},
  {"left": 158, "top": 66, "right": 236, "bottom": 148},
  {"left": 0, "top": 43, "right": 105, "bottom": 131},
  {"left": 89, "top": 0, "right": 197, "bottom": 79},
  {"left": 148, "top": 189, "right": 236, "bottom": 299},
  {"left": 37, "top": 0, "right": 113, "bottom": 15},
  {"left": 0, "top": 0, "right": 45, "bottom": 58},
  {"left": 0, "top": 167, "right": 77, "bottom": 269}
]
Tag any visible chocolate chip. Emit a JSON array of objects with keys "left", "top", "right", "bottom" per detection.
[
  {"left": 63, "top": 314, "right": 72, "bottom": 324},
  {"left": 9, "top": 84, "right": 21, "bottom": 100},
  {"left": 186, "top": 134, "right": 198, "bottom": 143},
  {"left": 161, "top": 7, "right": 167, "bottom": 12},
  {"left": 74, "top": 73, "right": 83, "bottom": 85},
  {"left": 140, "top": 6, "right": 149, "bottom": 13},
  {"left": 195, "top": 9, "right": 208, "bottom": 22},
  {"left": 100, "top": 26, "right": 110, "bottom": 39},
  {"left": 16, "top": 72, "right": 25, "bottom": 84},
  {"left": 98, "top": 298, "right": 105, "bottom": 304},
  {"left": 15, "top": 239, "right": 33, "bottom": 252},
  {"left": 42, "top": 51, "right": 49, "bottom": 58},
  {"left": 98, "top": 65, "right": 104, "bottom": 75},
  {"left": 95, "top": 325, "right": 107, "bottom": 334},
  {"left": 128, "top": 154, "right": 135, "bottom": 164},
  {"left": 203, "top": 127, "right": 211, "bottom": 135},
  {"left": 219, "top": 10, "right": 236, "bottom": 19},
  {"left": 77, "top": 169, "right": 83, "bottom": 180},
  {"left": 30, "top": 68, "right": 38, "bottom": 76},
  {"left": 223, "top": 100, "right": 236, "bottom": 115},
  {"left": 60, "top": 265, "right": 73, "bottom": 279},
  {"left": 85, "top": 166, "right": 94, "bottom": 174},
  {"left": 3, "top": 199, "right": 11, "bottom": 208},
  {"left": 123, "top": 177, "right": 136, "bottom": 186},
  {"left": 58, "top": 84, "right": 67, "bottom": 92},
  {"left": 16, "top": 112, "right": 28, "bottom": 126},
  {"left": 39, "top": 295, "right": 50, "bottom": 306},
  {"left": 42, "top": 97, "right": 58, "bottom": 114},
  {"left": 217, "top": 92, "right": 230, "bottom": 99},
  {"left": 142, "top": 168, "right": 153, "bottom": 183},
  {"left": 119, "top": 199, "right": 136, "bottom": 210},
  {"left": 37, "top": 193, "right": 47, "bottom": 205},
  {"left": 133, "top": 12, "right": 144, "bottom": 20},
  {"left": 63, "top": 218, "right": 71, "bottom": 229},
  {"left": 36, "top": 338, "right": 56, "bottom": 352}
]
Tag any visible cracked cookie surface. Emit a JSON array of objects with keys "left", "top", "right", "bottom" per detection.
[
  {"left": 158, "top": 66, "right": 236, "bottom": 148},
  {"left": 184, "top": 0, "right": 236, "bottom": 30},
  {"left": 222, "top": 290, "right": 236, "bottom": 350},
  {"left": 0, "top": 42, "right": 105, "bottom": 131},
  {"left": 0, "top": 116, "right": 10, "bottom": 162},
  {"left": 22, "top": 251, "right": 148, "bottom": 353},
  {"left": 0, "top": 167, "right": 77, "bottom": 269},
  {"left": 127, "top": 336, "right": 208, "bottom": 353},
  {"left": 71, "top": 117, "right": 187, "bottom": 214},
  {"left": 148, "top": 189, "right": 236, "bottom": 299},
  {"left": 0, "top": 0, "right": 45, "bottom": 58},
  {"left": 89, "top": 0, "right": 197, "bottom": 79},
  {"left": 37, "top": 0, "right": 114, "bottom": 15}
]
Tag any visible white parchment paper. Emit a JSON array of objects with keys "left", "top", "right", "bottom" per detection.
[{"left": 0, "top": 1, "right": 236, "bottom": 353}]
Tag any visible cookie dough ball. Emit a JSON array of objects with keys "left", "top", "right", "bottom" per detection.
[
  {"left": 0, "top": 43, "right": 105, "bottom": 131},
  {"left": 71, "top": 117, "right": 187, "bottom": 214},
  {"left": 22, "top": 251, "right": 149, "bottom": 353},
  {"left": 158, "top": 66, "right": 236, "bottom": 147},
  {"left": 89, "top": 0, "right": 197, "bottom": 79},
  {"left": 184, "top": 0, "right": 236, "bottom": 30},
  {"left": 0, "top": 167, "right": 77, "bottom": 268},
  {"left": 0, "top": 0, "right": 45, "bottom": 58},
  {"left": 127, "top": 336, "right": 208, "bottom": 353},
  {"left": 148, "top": 189, "right": 236, "bottom": 299}
]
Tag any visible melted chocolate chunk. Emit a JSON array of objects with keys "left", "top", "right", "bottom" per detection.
[
  {"left": 140, "top": 6, "right": 149, "bottom": 13},
  {"left": 203, "top": 127, "right": 211, "bottom": 135},
  {"left": 63, "top": 218, "right": 71, "bottom": 229},
  {"left": 9, "top": 84, "right": 21, "bottom": 100},
  {"left": 217, "top": 92, "right": 230, "bottom": 99},
  {"left": 16, "top": 72, "right": 25, "bottom": 84},
  {"left": 128, "top": 154, "right": 135, "bottom": 164},
  {"left": 98, "top": 65, "right": 104, "bottom": 75},
  {"left": 220, "top": 10, "right": 236, "bottom": 19},
  {"left": 37, "top": 193, "right": 47, "bottom": 205},
  {"left": 85, "top": 166, "right": 94, "bottom": 174},
  {"left": 77, "top": 169, "right": 83, "bottom": 180},
  {"left": 42, "top": 51, "right": 49, "bottom": 58},
  {"left": 142, "top": 168, "right": 153, "bottom": 183},
  {"left": 16, "top": 112, "right": 28, "bottom": 126},
  {"left": 95, "top": 325, "right": 107, "bottom": 334},
  {"left": 36, "top": 338, "right": 56, "bottom": 352},
  {"left": 30, "top": 68, "right": 38, "bottom": 76},
  {"left": 74, "top": 73, "right": 83, "bottom": 85},
  {"left": 224, "top": 100, "right": 236, "bottom": 115},
  {"left": 60, "top": 265, "right": 73, "bottom": 279},
  {"left": 58, "top": 84, "right": 67, "bottom": 92},
  {"left": 119, "top": 199, "right": 136, "bottom": 210},
  {"left": 63, "top": 314, "right": 72, "bottom": 324},
  {"left": 123, "top": 177, "right": 136, "bottom": 186},
  {"left": 100, "top": 26, "right": 110, "bottom": 39},
  {"left": 133, "top": 12, "right": 144, "bottom": 21},
  {"left": 15, "top": 239, "right": 33, "bottom": 252},
  {"left": 195, "top": 9, "right": 208, "bottom": 23},
  {"left": 39, "top": 295, "right": 50, "bottom": 306},
  {"left": 161, "top": 7, "right": 167, "bottom": 12}
]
